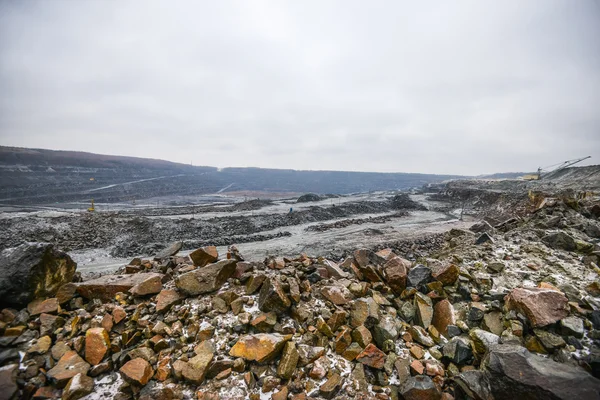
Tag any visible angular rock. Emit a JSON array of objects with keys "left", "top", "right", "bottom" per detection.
[
  {"left": 47, "top": 351, "right": 91, "bottom": 387},
  {"left": 27, "top": 297, "right": 59, "bottom": 316},
  {"left": 432, "top": 264, "right": 459, "bottom": 286},
  {"left": 321, "top": 286, "right": 353, "bottom": 305},
  {"left": 432, "top": 299, "right": 455, "bottom": 337},
  {"left": 400, "top": 375, "right": 441, "bottom": 400},
  {"left": 383, "top": 256, "right": 410, "bottom": 293},
  {"left": 77, "top": 273, "right": 164, "bottom": 301},
  {"left": 542, "top": 232, "right": 577, "bottom": 251},
  {"left": 533, "top": 329, "right": 566, "bottom": 350},
  {"left": 0, "top": 243, "right": 77, "bottom": 308},
  {"left": 443, "top": 338, "right": 473, "bottom": 365},
  {"left": 319, "top": 373, "right": 342, "bottom": 399},
  {"left": 154, "top": 241, "right": 183, "bottom": 260},
  {"left": 120, "top": 358, "right": 153, "bottom": 385},
  {"left": 414, "top": 292, "right": 434, "bottom": 329},
  {"left": 229, "top": 333, "right": 291, "bottom": 363},
  {"left": 505, "top": 288, "right": 569, "bottom": 327},
  {"left": 175, "top": 260, "right": 236, "bottom": 296},
  {"left": 189, "top": 246, "right": 218, "bottom": 267},
  {"left": 246, "top": 274, "right": 266, "bottom": 295},
  {"left": 277, "top": 341, "right": 299, "bottom": 380},
  {"left": 258, "top": 278, "right": 291, "bottom": 315},
  {"left": 560, "top": 316, "right": 584, "bottom": 338},
  {"left": 470, "top": 328, "right": 500, "bottom": 354},
  {"left": 356, "top": 343, "right": 386, "bottom": 369},
  {"left": 155, "top": 289, "right": 182, "bottom": 313},
  {"left": 407, "top": 264, "right": 432, "bottom": 288},
  {"left": 0, "top": 364, "right": 18, "bottom": 400},
  {"left": 129, "top": 274, "right": 163, "bottom": 296},
  {"left": 182, "top": 341, "right": 214, "bottom": 384},
  {"left": 63, "top": 372, "right": 94, "bottom": 400},
  {"left": 373, "top": 315, "right": 399, "bottom": 349},
  {"left": 483, "top": 344, "right": 600, "bottom": 400},
  {"left": 475, "top": 233, "right": 494, "bottom": 245},
  {"left": 352, "top": 325, "right": 372, "bottom": 348},
  {"left": 27, "top": 335, "right": 52, "bottom": 355},
  {"left": 56, "top": 283, "right": 78, "bottom": 305},
  {"left": 85, "top": 328, "right": 110, "bottom": 365},
  {"left": 454, "top": 370, "right": 493, "bottom": 400}
]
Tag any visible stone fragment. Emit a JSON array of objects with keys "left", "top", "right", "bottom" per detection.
[
  {"left": 27, "top": 298, "right": 59, "bottom": 316},
  {"left": 56, "top": 283, "right": 78, "bottom": 305},
  {"left": 182, "top": 341, "right": 214, "bottom": 384},
  {"left": 414, "top": 292, "right": 434, "bottom": 329},
  {"left": 277, "top": 342, "right": 299, "bottom": 380},
  {"left": 120, "top": 358, "right": 153, "bottom": 385},
  {"left": 443, "top": 338, "right": 473, "bottom": 365},
  {"left": 77, "top": 273, "right": 164, "bottom": 301},
  {"left": 432, "top": 299, "right": 455, "bottom": 337},
  {"left": 352, "top": 325, "right": 372, "bottom": 348},
  {"left": 542, "top": 232, "right": 577, "bottom": 251},
  {"left": 533, "top": 329, "right": 566, "bottom": 350},
  {"left": 484, "top": 344, "right": 600, "bottom": 399},
  {"left": 321, "top": 286, "right": 353, "bottom": 305},
  {"left": 342, "top": 343, "right": 363, "bottom": 361},
  {"left": 154, "top": 241, "right": 183, "bottom": 260},
  {"left": 356, "top": 343, "right": 386, "bottom": 369},
  {"left": 407, "top": 264, "right": 432, "bottom": 288},
  {"left": 27, "top": 335, "right": 52, "bottom": 355},
  {"left": 408, "top": 325, "right": 435, "bottom": 347},
  {"left": 129, "top": 274, "right": 163, "bottom": 296},
  {"left": 373, "top": 315, "right": 399, "bottom": 349},
  {"left": 297, "top": 345, "right": 326, "bottom": 366},
  {"left": 246, "top": 274, "right": 266, "bottom": 295},
  {"left": 229, "top": 334, "right": 291, "bottom": 363},
  {"left": 383, "top": 256, "right": 410, "bottom": 293},
  {"left": 475, "top": 233, "right": 494, "bottom": 245},
  {"left": 47, "top": 351, "right": 91, "bottom": 387},
  {"left": 258, "top": 278, "right": 291, "bottom": 315},
  {"left": 505, "top": 288, "right": 569, "bottom": 327},
  {"left": 482, "top": 311, "right": 504, "bottom": 336},
  {"left": 0, "top": 243, "right": 77, "bottom": 308},
  {"left": 63, "top": 372, "right": 94, "bottom": 400},
  {"left": 469, "top": 328, "right": 499, "bottom": 354},
  {"left": 334, "top": 327, "right": 353, "bottom": 354},
  {"left": 175, "top": 260, "right": 236, "bottom": 296},
  {"left": 400, "top": 375, "right": 441, "bottom": 400},
  {"left": 0, "top": 364, "right": 18, "bottom": 400},
  {"left": 432, "top": 264, "right": 459, "bottom": 286},
  {"left": 85, "top": 327, "right": 110, "bottom": 365},
  {"left": 189, "top": 246, "right": 219, "bottom": 267},
  {"left": 560, "top": 316, "right": 584, "bottom": 338},
  {"left": 319, "top": 373, "right": 342, "bottom": 399}
]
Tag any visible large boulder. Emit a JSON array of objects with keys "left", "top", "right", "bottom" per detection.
[
  {"left": 0, "top": 243, "right": 77, "bottom": 308},
  {"left": 505, "top": 288, "right": 568, "bottom": 327},
  {"left": 483, "top": 344, "right": 600, "bottom": 399},
  {"left": 175, "top": 260, "right": 237, "bottom": 296},
  {"left": 76, "top": 273, "right": 164, "bottom": 301}
]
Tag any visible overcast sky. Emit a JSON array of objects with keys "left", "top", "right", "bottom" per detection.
[{"left": 1, "top": 1, "right": 599, "bottom": 175}]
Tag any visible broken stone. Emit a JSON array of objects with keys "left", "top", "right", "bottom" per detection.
[
  {"left": 77, "top": 273, "right": 164, "bottom": 301},
  {"left": 443, "top": 338, "right": 473, "bottom": 365},
  {"left": 383, "top": 256, "right": 410, "bottom": 293},
  {"left": 407, "top": 264, "right": 432, "bottom": 288},
  {"left": 85, "top": 327, "right": 110, "bottom": 365},
  {"left": 258, "top": 278, "right": 291, "bottom": 315},
  {"left": 63, "top": 372, "right": 94, "bottom": 400},
  {"left": 321, "top": 286, "right": 353, "bottom": 305},
  {"left": 120, "top": 358, "right": 153, "bottom": 385},
  {"left": 319, "top": 373, "right": 342, "bottom": 399},
  {"left": 432, "top": 299, "right": 455, "bottom": 337},
  {"left": 182, "top": 341, "right": 215, "bottom": 384},
  {"left": 189, "top": 246, "right": 219, "bottom": 267},
  {"left": 129, "top": 274, "right": 163, "bottom": 296},
  {"left": 155, "top": 289, "right": 182, "bottom": 313},
  {"left": 277, "top": 341, "right": 299, "bottom": 380},
  {"left": 414, "top": 292, "right": 434, "bottom": 329},
  {"left": 0, "top": 243, "right": 77, "bottom": 308},
  {"left": 27, "top": 297, "right": 59, "bottom": 316},
  {"left": 229, "top": 333, "right": 291, "bottom": 363},
  {"left": 356, "top": 343, "right": 386, "bottom": 369},
  {"left": 175, "top": 260, "right": 237, "bottom": 296},
  {"left": 400, "top": 375, "right": 441, "bottom": 400},
  {"left": 432, "top": 263, "right": 459, "bottom": 286},
  {"left": 560, "top": 316, "right": 584, "bottom": 338},
  {"left": 469, "top": 328, "right": 499, "bottom": 354},
  {"left": 47, "top": 351, "right": 91, "bottom": 387},
  {"left": 505, "top": 288, "right": 569, "bottom": 327}
]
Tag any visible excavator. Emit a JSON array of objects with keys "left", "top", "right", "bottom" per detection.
[
  {"left": 522, "top": 156, "right": 591, "bottom": 181},
  {"left": 88, "top": 199, "right": 95, "bottom": 212}
]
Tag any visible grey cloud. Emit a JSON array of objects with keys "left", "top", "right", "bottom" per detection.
[{"left": 1, "top": 0, "right": 599, "bottom": 175}]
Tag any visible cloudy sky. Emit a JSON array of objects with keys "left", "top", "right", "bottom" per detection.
[{"left": 1, "top": 1, "right": 599, "bottom": 175}]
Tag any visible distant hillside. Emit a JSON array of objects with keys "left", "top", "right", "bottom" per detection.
[{"left": 0, "top": 146, "right": 465, "bottom": 205}]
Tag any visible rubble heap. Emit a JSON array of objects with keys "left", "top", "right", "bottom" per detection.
[{"left": 1, "top": 196, "right": 600, "bottom": 400}]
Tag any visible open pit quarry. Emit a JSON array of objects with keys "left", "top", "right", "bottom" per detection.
[{"left": 0, "top": 166, "right": 599, "bottom": 400}]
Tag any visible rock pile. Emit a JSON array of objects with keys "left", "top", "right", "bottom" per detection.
[{"left": 1, "top": 196, "right": 600, "bottom": 400}]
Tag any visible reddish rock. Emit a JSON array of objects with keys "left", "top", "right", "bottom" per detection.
[
  {"left": 120, "top": 358, "right": 153, "bottom": 385},
  {"left": 175, "top": 260, "right": 237, "bottom": 296},
  {"left": 229, "top": 333, "right": 292, "bottom": 363},
  {"left": 63, "top": 372, "right": 94, "bottom": 400},
  {"left": 76, "top": 273, "right": 163, "bottom": 301},
  {"left": 384, "top": 256, "right": 410, "bottom": 293},
  {"left": 356, "top": 343, "right": 386, "bottom": 369},
  {"left": 505, "top": 288, "right": 569, "bottom": 327},
  {"left": 155, "top": 289, "right": 182, "bottom": 313},
  {"left": 27, "top": 298, "right": 59, "bottom": 316},
  {"left": 432, "top": 264, "right": 459, "bottom": 286},
  {"left": 189, "top": 246, "right": 219, "bottom": 267},
  {"left": 47, "top": 351, "right": 91, "bottom": 387},
  {"left": 112, "top": 306, "right": 126, "bottom": 324},
  {"left": 432, "top": 299, "right": 455, "bottom": 337},
  {"left": 101, "top": 314, "right": 113, "bottom": 332},
  {"left": 56, "top": 283, "right": 78, "bottom": 305},
  {"left": 129, "top": 274, "right": 163, "bottom": 296},
  {"left": 85, "top": 327, "right": 110, "bottom": 365},
  {"left": 321, "top": 286, "right": 353, "bottom": 305}
]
